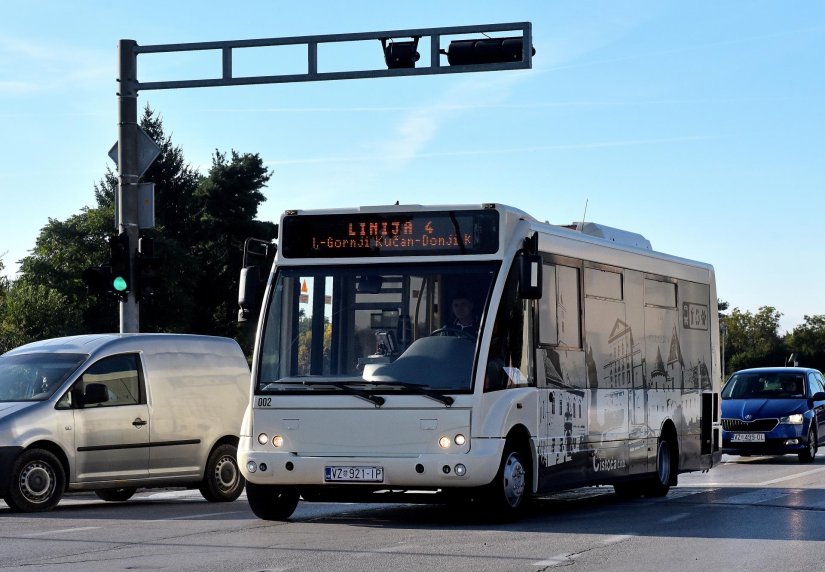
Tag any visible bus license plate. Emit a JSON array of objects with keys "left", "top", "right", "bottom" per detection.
[
  {"left": 325, "top": 466, "right": 384, "bottom": 482},
  {"left": 731, "top": 433, "right": 765, "bottom": 442}
]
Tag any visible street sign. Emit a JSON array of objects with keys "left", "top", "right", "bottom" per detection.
[{"left": 108, "top": 126, "right": 161, "bottom": 177}]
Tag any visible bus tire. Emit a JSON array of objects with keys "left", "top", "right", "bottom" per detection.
[
  {"left": 4, "top": 448, "right": 65, "bottom": 513},
  {"left": 246, "top": 482, "right": 299, "bottom": 520},
  {"left": 484, "top": 439, "right": 530, "bottom": 519},
  {"left": 642, "top": 437, "right": 673, "bottom": 497},
  {"left": 199, "top": 444, "right": 245, "bottom": 502},
  {"left": 95, "top": 487, "right": 137, "bottom": 502}
]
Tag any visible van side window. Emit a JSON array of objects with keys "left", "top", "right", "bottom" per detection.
[{"left": 79, "top": 354, "right": 142, "bottom": 407}]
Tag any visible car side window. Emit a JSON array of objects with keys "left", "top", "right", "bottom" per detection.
[{"left": 78, "top": 354, "right": 143, "bottom": 408}]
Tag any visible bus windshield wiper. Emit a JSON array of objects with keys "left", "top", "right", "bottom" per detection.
[
  {"left": 332, "top": 382, "right": 386, "bottom": 407},
  {"left": 376, "top": 381, "right": 454, "bottom": 406}
]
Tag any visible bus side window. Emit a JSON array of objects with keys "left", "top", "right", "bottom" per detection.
[{"left": 485, "top": 264, "right": 532, "bottom": 392}]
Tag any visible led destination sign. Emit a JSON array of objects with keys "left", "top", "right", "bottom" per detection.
[{"left": 281, "top": 210, "right": 499, "bottom": 258}]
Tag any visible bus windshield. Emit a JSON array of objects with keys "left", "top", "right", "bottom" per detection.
[{"left": 256, "top": 262, "right": 499, "bottom": 394}]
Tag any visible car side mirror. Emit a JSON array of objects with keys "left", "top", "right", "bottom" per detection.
[{"left": 812, "top": 391, "right": 825, "bottom": 401}]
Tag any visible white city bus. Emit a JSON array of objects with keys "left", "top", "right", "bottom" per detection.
[{"left": 238, "top": 203, "right": 722, "bottom": 520}]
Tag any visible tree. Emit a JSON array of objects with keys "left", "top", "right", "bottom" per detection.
[
  {"left": 722, "top": 306, "right": 784, "bottom": 373},
  {"left": 189, "top": 150, "right": 276, "bottom": 344},
  {"left": 785, "top": 315, "right": 825, "bottom": 371},
  {"left": 3, "top": 106, "right": 276, "bottom": 355}
]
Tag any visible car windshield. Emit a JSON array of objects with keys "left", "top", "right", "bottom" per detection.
[
  {"left": 722, "top": 372, "right": 807, "bottom": 399},
  {"left": 0, "top": 353, "right": 88, "bottom": 402},
  {"left": 256, "top": 261, "right": 499, "bottom": 394}
]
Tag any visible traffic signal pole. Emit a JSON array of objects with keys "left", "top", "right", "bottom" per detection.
[
  {"left": 115, "top": 23, "right": 533, "bottom": 333},
  {"left": 117, "top": 39, "right": 140, "bottom": 333}
]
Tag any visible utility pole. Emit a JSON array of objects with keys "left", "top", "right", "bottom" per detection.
[{"left": 114, "top": 23, "right": 533, "bottom": 333}]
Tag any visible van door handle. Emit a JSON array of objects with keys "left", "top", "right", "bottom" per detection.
[{"left": 132, "top": 418, "right": 147, "bottom": 427}]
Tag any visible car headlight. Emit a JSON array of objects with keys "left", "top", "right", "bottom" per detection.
[{"left": 779, "top": 414, "right": 804, "bottom": 425}]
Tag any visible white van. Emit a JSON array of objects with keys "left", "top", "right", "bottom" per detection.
[{"left": 0, "top": 334, "right": 250, "bottom": 512}]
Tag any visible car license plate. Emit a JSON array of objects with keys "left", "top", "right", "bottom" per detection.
[
  {"left": 324, "top": 466, "right": 384, "bottom": 483},
  {"left": 731, "top": 433, "right": 765, "bottom": 442}
]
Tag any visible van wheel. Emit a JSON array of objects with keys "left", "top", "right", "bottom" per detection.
[
  {"left": 95, "top": 488, "right": 137, "bottom": 502},
  {"left": 246, "top": 482, "right": 299, "bottom": 520},
  {"left": 5, "top": 449, "right": 65, "bottom": 513},
  {"left": 799, "top": 426, "right": 817, "bottom": 463},
  {"left": 199, "top": 444, "right": 245, "bottom": 502},
  {"left": 483, "top": 439, "right": 530, "bottom": 519}
]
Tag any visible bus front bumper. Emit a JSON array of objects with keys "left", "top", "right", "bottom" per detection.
[{"left": 238, "top": 437, "right": 505, "bottom": 489}]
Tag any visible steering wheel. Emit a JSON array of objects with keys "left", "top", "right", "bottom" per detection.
[{"left": 430, "top": 326, "right": 476, "bottom": 341}]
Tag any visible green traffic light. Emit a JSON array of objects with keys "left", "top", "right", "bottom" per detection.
[{"left": 113, "top": 276, "right": 128, "bottom": 292}]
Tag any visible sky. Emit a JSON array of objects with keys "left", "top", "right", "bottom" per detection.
[{"left": 1, "top": 1, "right": 823, "bottom": 334}]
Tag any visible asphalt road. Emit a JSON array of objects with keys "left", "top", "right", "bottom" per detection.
[{"left": 2, "top": 455, "right": 824, "bottom": 571}]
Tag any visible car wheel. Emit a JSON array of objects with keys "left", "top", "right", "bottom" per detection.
[
  {"left": 199, "top": 443, "right": 245, "bottom": 502},
  {"left": 4, "top": 449, "right": 65, "bottom": 513},
  {"left": 799, "top": 426, "right": 817, "bottom": 463},
  {"left": 245, "top": 482, "right": 299, "bottom": 520},
  {"left": 95, "top": 487, "right": 137, "bottom": 502}
]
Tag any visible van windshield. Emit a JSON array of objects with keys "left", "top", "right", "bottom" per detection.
[
  {"left": 0, "top": 353, "right": 88, "bottom": 402},
  {"left": 256, "top": 262, "right": 498, "bottom": 394}
]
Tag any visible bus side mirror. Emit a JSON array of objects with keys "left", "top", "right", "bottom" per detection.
[
  {"left": 518, "top": 254, "right": 542, "bottom": 299},
  {"left": 238, "top": 265, "right": 261, "bottom": 322}
]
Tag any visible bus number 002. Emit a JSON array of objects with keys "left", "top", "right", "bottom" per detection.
[{"left": 257, "top": 397, "right": 272, "bottom": 407}]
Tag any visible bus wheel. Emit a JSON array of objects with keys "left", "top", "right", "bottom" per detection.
[
  {"left": 485, "top": 440, "right": 530, "bottom": 518},
  {"left": 246, "top": 482, "right": 299, "bottom": 520},
  {"left": 95, "top": 488, "right": 137, "bottom": 502},
  {"left": 200, "top": 444, "right": 245, "bottom": 502},
  {"left": 5, "top": 449, "right": 65, "bottom": 513},
  {"left": 642, "top": 437, "right": 672, "bottom": 497}
]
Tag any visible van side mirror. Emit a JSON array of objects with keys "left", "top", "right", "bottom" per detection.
[
  {"left": 518, "top": 254, "right": 542, "bottom": 300},
  {"left": 238, "top": 266, "right": 261, "bottom": 322},
  {"left": 80, "top": 383, "right": 109, "bottom": 406}
]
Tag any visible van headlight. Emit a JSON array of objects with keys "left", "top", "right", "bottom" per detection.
[{"left": 780, "top": 414, "right": 804, "bottom": 425}]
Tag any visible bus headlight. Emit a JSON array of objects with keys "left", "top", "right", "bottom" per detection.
[
  {"left": 272, "top": 435, "right": 284, "bottom": 447},
  {"left": 454, "top": 434, "right": 466, "bottom": 446},
  {"left": 439, "top": 436, "right": 451, "bottom": 449},
  {"left": 257, "top": 433, "right": 269, "bottom": 445}
]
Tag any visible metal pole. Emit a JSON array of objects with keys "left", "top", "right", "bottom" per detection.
[{"left": 117, "top": 40, "right": 140, "bottom": 333}]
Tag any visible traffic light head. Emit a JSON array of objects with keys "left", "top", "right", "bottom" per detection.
[
  {"left": 136, "top": 236, "right": 161, "bottom": 301},
  {"left": 109, "top": 231, "right": 131, "bottom": 298},
  {"left": 444, "top": 37, "right": 535, "bottom": 66}
]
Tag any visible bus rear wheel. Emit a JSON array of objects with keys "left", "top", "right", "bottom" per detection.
[
  {"left": 246, "top": 482, "right": 299, "bottom": 520},
  {"left": 641, "top": 437, "right": 672, "bottom": 497}
]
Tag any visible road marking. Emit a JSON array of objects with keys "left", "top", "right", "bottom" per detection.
[
  {"left": 24, "top": 527, "right": 101, "bottom": 536},
  {"left": 601, "top": 533, "right": 636, "bottom": 545},
  {"left": 660, "top": 512, "right": 690, "bottom": 523},
  {"left": 533, "top": 553, "right": 578, "bottom": 567},
  {"left": 149, "top": 510, "right": 248, "bottom": 522},
  {"left": 681, "top": 465, "right": 825, "bottom": 487}
]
